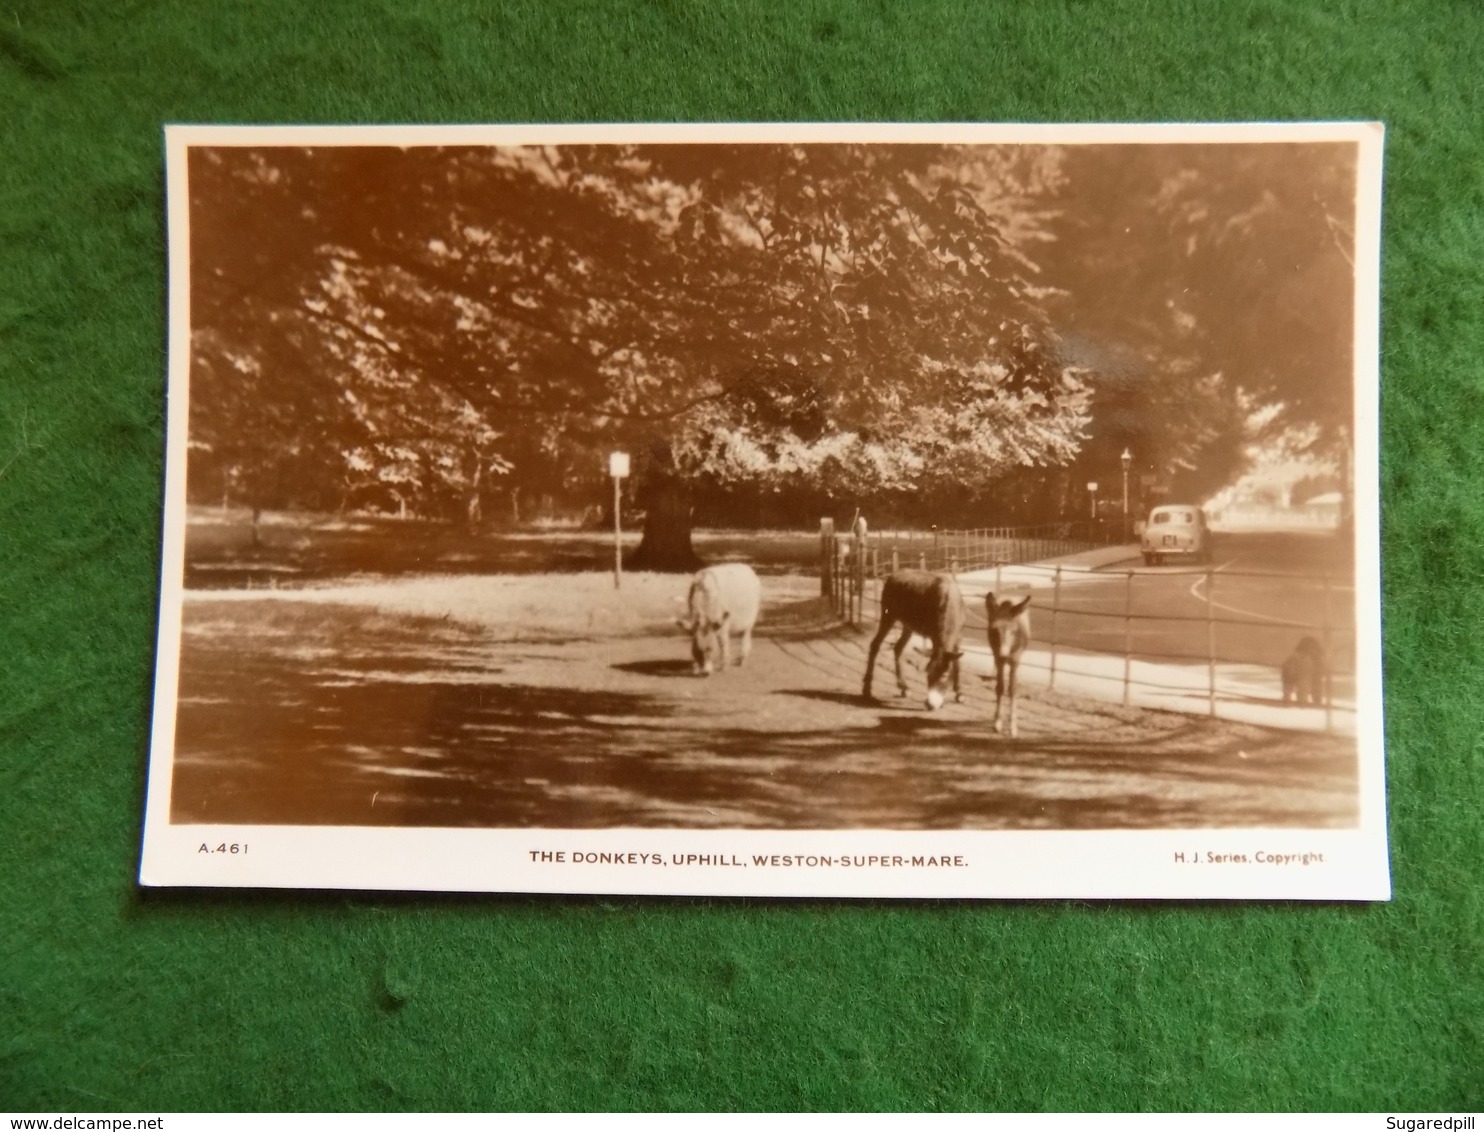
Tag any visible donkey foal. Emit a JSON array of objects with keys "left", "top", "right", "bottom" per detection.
[{"left": 986, "top": 593, "right": 1031, "bottom": 737}]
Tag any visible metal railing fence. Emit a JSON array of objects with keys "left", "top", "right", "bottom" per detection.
[{"left": 820, "top": 520, "right": 1355, "bottom": 731}]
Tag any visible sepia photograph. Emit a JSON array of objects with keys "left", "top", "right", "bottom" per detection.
[{"left": 142, "top": 123, "right": 1387, "bottom": 898}]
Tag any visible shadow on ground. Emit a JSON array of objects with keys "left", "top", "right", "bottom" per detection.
[
  {"left": 780, "top": 689, "right": 876, "bottom": 709},
  {"left": 171, "top": 600, "right": 1357, "bottom": 831},
  {"left": 612, "top": 659, "right": 700, "bottom": 678}
]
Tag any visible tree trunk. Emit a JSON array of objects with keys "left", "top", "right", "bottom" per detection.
[
  {"left": 465, "top": 456, "right": 483, "bottom": 526},
  {"left": 628, "top": 462, "right": 702, "bottom": 573}
]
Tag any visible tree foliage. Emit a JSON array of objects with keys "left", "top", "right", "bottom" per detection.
[
  {"left": 184, "top": 138, "right": 1359, "bottom": 549},
  {"left": 187, "top": 143, "right": 1091, "bottom": 545},
  {"left": 1035, "top": 142, "right": 1357, "bottom": 504}
]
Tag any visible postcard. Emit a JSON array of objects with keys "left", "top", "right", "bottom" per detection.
[{"left": 141, "top": 122, "right": 1388, "bottom": 898}]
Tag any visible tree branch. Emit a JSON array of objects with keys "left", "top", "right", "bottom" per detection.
[
  {"left": 1314, "top": 191, "right": 1355, "bottom": 270},
  {"left": 301, "top": 307, "right": 728, "bottom": 425}
]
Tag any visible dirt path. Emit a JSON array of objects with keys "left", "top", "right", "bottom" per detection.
[{"left": 171, "top": 587, "right": 1358, "bottom": 830}]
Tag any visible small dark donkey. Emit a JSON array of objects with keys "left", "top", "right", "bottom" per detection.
[
  {"left": 1281, "top": 636, "right": 1328, "bottom": 706},
  {"left": 986, "top": 593, "right": 1031, "bottom": 737}
]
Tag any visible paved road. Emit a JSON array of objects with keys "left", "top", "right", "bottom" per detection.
[
  {"left": 1072, "top": 531, "right": 1350, "bottom": 667},
  {"left": 954, "top": 530, "right": 1357, "bottom": 677}
]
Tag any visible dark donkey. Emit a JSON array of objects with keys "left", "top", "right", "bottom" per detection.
[
  {"left": 862, "top": 570, "right": 965, "bottom": 710},
  {"left": 986, "top": 593, "right": 1031, "bottom": 737}
]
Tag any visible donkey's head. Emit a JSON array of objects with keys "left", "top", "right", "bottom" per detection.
[
  {"left": 676, "top": 611, "right": 730, "bottom": 675},
  {"left": 986, "top": 593, "right": 1032, "bottom": 658},
  {"left": 923, "top": 645, "right": 965, "bottom": 710}
]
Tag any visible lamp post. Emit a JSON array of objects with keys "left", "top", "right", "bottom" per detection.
[
  {"left": 609, "top": 451, "right": 630, "bottom": 589},
  {"left": 1087, "top": 481, "right": 1098, "bottom": 523},
  {"left": 1121, "top": 448, "right": 1132, "bottom": 540}
]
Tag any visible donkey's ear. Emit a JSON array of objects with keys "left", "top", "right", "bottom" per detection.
[
  {"left": 1013, "top": 596, "right": 1031, "bottom": 614},
  {"left": 985, "top": 592, "right": 997, "bottom": 608}
]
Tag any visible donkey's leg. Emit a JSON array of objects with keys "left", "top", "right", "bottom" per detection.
[
  {"left": 992, "top": 657, "right": 1005, "bottom": 733},
  {"left": 892, "top": 629, "right": 913, "bottom": 697},
  {"left": 1007, "top": 658, "right": 1020, "bottom": 739},
  {"left": 862, "top": 618, "right": 894, "bottom": 699},
  {"left": 952, "top": 653, "right": 963, "bottom": 703}
]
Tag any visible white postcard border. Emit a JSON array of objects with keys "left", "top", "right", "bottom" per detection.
[{"left": 142, "top": 120, "right": 1389, "bottom": 900}]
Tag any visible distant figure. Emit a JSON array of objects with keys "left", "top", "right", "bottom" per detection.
[
  {"left": 676, "top": 563, "right": 762, "bottom": 676},
  {"left": 862, "top": 570, "right": 965, "bottom": 710},
  {"left": 1281, "top": 636, "right": 1328, "bottom": 706},
  {"left": 852, "top": 512, "right": 868, "bottom": 541},
  {"left": 986, "top": 593, "right": 1032, "bottom": 738}
]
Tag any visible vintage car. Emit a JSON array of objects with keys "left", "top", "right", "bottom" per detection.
[{"left": 1141, "top": 504, "right": 1212, "bottom": 565}]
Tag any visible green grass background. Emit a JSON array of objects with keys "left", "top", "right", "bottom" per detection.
[{"left": 2, "top": 0, "right": 1481, "bottom": 1112}]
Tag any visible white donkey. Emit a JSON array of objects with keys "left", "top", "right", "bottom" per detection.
[{"left": 677, "top": 563, "right": 762, "bottom": 676}]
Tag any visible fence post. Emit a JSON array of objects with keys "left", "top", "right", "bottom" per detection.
[
  {"left": 845, "top": 533, "right": 854, "bottom": 626},
  {"left": 820, "top": 517, "right": 835, "bottom": 599},
  {"left": 853, "top": 552, "right": 862, "bottom": 626},
  {"left": 1049, "top": 565, "right": 1063, "bottom": 691},
  {"left": 848, "top": 540, "right": 860, "bottom": 629},
  {"left": 829, "top": 536, "right": 837, "bottom": 616},
  {"left": 829, "top": 536, "right": 839, "bottom": 618},
  {"left": 891, "top": 547, "right": 900, "bottom": 574},
  {"left": 995, "top": 561, "right": 1003, "bottom": 597},
  {"left": 1123, "top": 570, "right": 1133, "bottom": 708},
  {"left": 838, "top": 538, "right": 848, "bottom": 619},
  {"left": 918, "top": 551, "right": 927, "bottom": 571},
  {"left": 1205, "top": 566, "right": 1217, "bottom": 717},
  {"left": 839, "top": 538, "right": 848, "bottom": 620},
  {"left": 851, "top": 524, "right": 866, "bottom": 627}
]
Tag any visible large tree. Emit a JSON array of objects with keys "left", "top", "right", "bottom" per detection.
[
  {"left": 187, "top": 142, "right": 1091, "bottom": 567},
  {"left": 1035, "top": 142, "right": 1357, "bottom": 507}
]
